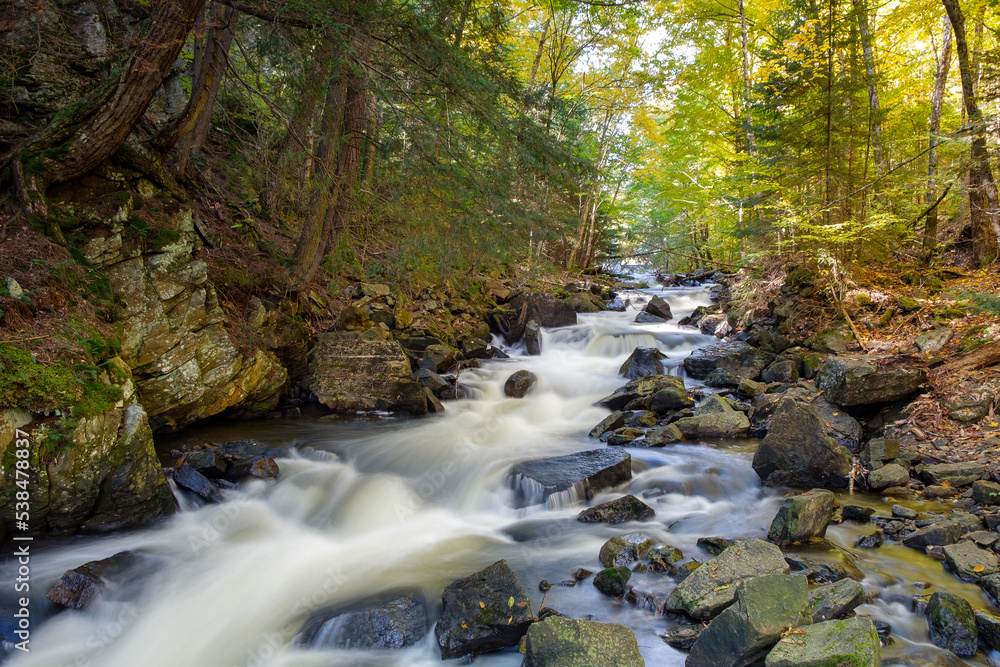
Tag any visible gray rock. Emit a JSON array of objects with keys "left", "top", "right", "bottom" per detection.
[
  {"left": 983, "top": 573, "right": 1000, "bottom": 603},
  {"left": 806, "top": 326, "right": 853, "bottom": 354},
  {"left": 926, "top": 591, "right": 977, "bottom": 656},
  {"left": 923, "top": 462, "right": 986, "bottom": 487},
  {"left": 434, "top": 560, "right": 533, "bottom": 659},
  {"left": 808, "top": 578, "right": 865, "bottom": 622},
  {"left": 767, "top": 490, "right": 836, "bottom": 545},
  {"left": 976, "top": 610, "right": 1000, "bottom": 651},
  {"left": 694, "top": 393, "right": 734, "bottom": 415},
  {"left": 902, "top": 520, "right": 962, "bottom": 549},
  {"left": 508, "top": 449, "right": 631, "bottom": 508},
  {"left": 599, "top": 532, "right": 655, "bottom": 567},
  {"left": 974, "top": 480, "right": 1000, "bottom": 505},
  {"left": 686, "top": 574, "right": 812, "bottom": 667},
  {"left": 619, "top": 346, "right": 666, "bottom": 379},
  {"left": 524, "top": 320, "right": 542, "bottom": 355},
  {"left": 674, "top": 412, "right": 751, "bottom": 439},
  {"left": 762, "top": 359, "right": 799, "bottom": 384},
  {"left": 172, "top": 464, "right": 225, "bottom": 503},
  {"left": 891, "top": 504, "right": 918, "bottom": 520},
  {"left": 942, "top": 540, "right": 1000, "bottom": 581},
  {"left": 868, "top": 464, "right": 909, "bottom": 491},
  {"left": 577, "top": 495, "right": 654, "bottom": 524},
  {"left": 915, "top": 327, "right": 954, "bottom": 354},
  {"left": 860, "top": 438, "right": 900, "bottom": 469},
  {"left": 308, "top": 333, "right": 426, "bottom": 414},
  {"left": 663, "top": 539, "right": 790, "bottom": 621},
  {"left": 684, "top": 341, "right": 757, "bottom": 380},
  {"left": 415, "top": 368, "right": 450, "bottom": 395},
  {"left": 224, "top": 456, "right": 278, "bottom": 482},
  {"left": 504, "top": 370, "right": 537, "bottom": 398},
  {"left": 180, "top": 450, "right": 227, "bottom": 478},
  {"left": 606, "top": 427, "right": 645, "bottom": 447},
  {"left": 752, "top": 398, "right": 851, "bottom": 489},
  {"left": 525, "top": 617, "right": 644, "bottom": 667},
  {"left": 706, "top": 368, "right": 741, "bottom": 387},
  {"left": 589, "top": 411, "right": 625, "bottom": 437},
  {"left": 943, "top": 382, "right": 998, "bottom": 424},
  {"left": 841, "top": 505, "right": 875, "bottom": 522},
  {"left": 506, "top": 293, "right": 577, "bottom": 328},
  {"left": 596, "top": 374, "right": 691, "bottom": 411},
  {"left": 635, "top": 311, "right": 667, "bottom": 324},
  {"left": 45, "top": 551, "right": 138, "bottom": 610},
  {"left": 882, "top": 650, "right": 972, "bottom": 666},
  {"left": 298, "top": 596, "right": 427, "bottom": 650},
  {"left": 816, "top": 355, "right": 927, "bottom": 406},
  {"left": 643, "top": 295, "right": 673, "bottom": 321},
  {"left": 764, "top": 617, "right": 880, "bottom": 667},
  {"left": 644, "top": 423, "right": 684, "bottom": 446},
  {"left": 593, "top": 566, "right": 632, "bottom": 597}
]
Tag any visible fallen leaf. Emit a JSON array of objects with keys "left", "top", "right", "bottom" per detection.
[
  {"left": 508, "top": 596, "right": 515, "bottom": 608},
  {"left": 975, "top": 565, "right": 986, "bottom": 572},
  {"left": 479, "top": 602, "right": 486, "bottom": 609}
]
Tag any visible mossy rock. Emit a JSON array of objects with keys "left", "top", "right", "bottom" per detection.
[{"left": 525, "top": 617, "right": 643, "bottom": 667}]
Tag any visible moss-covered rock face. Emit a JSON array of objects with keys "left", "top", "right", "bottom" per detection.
[
  {"left": 763, "top": 617, "right": 880, "bottom": 667},
  {"left": 524, "top": 617, "right": 644, "bottom": 667},
  {"left": 767, "top": 489, "right": 836, "bottom": 545},
  {"left": 0, "top": 360, "right": 174, "bottom": 534},
  {"left": 926, "top": 591, "right": 978, "bottom": 656}
]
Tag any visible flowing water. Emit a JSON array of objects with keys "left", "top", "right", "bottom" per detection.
[{"left": 3, "top": 281, "right": 998, "bottom": 666}]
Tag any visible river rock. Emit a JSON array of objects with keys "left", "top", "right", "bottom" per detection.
[
  {"left": 752, "top": 398, "right": 851, "bottom": 489},
  {"left": 816, "top": 355, "right": 927, "bottom": 406},
  {"left": 643, "top": 423, "right": 684, "bottom": 446},
  {"left": 882, "top": 651, "right": 971, "bottom": 667},
  {"left": 643, "top": 295, "right": 673, "bottom": 321},
  {"left": 663, "top": 539, "right": 790, "bottom": 620},
  {"left": 974, "top": 480, "right": 1000, "bottom": 505},
  {"left": 46, "top": 551, "right": 138, "bottom": 610},
  {"left": 694, "top": 393, "right": 733, "bottom": 415},
  {"left": 525, "top": 320, "right": 542, "bottom": 355},
  {"left": 599, "top": 532, "right": 655, "bottom": 567},
  {"left": 308, "top": 333, "right": 427, "bottom": 414},
  {"left": 434, "top": 559, "right": 533, "bottom": 659},
  {"left": 578, "top": 495, "right": 654, "bottom": 524},
  {"left": 841, "top": 505, "right": 875, "bottom": 522},
  {"left": 635, "top": 311, "right": 666, "bottom": 324},
  {"left": 922, "top": 462, "right": 986, "bottom": 487},
  {"left": 902, "top": 520, "right": 962, "bottom": 549},
  {"left": 976, "top": 610, "right": 1000, "bottom": 651},
  {"left": 715, "top": 344, "right": 776, "bottom": 380},
  {"left": 915, "top": 327, "right": 954, "bottom": 354},
  {"left": 764, "top": 617, "right": 880, "bottom": 667},
  {"left": 806, "top": 326, "right": 852, "bottom": 354},
  {"left": 596, "top": 374, "right": 693, "bottom": 412},
  {"left": 524, "top": 617, "right": 644, "bottom": 667},
  {"left": 942, "top": 540, "right": 1000, "bottom": 581},
  {"left": 860, "top": 438, "right": 900, "bottom": 469},
  {"left": 511, "top": 293, "right": 577, "bottom": 328},
  {"left": 619, "top": 347, "right": 666, "bottom": 379},
  {"left": 808, "top": 578, "right": 865, "bottom": 623},
  {"left": 504, "top": 370, "right": 537, "bottom": 398},
  {"left": 589, "top": 411, "right": 625, "bottom": 437},
  {"left": 171, "top": 464, "right": 225, "bottom": 503},
  {"left": 420, "top": 344, "right": 460, "bottom": 373},
  {"left": 983, "top": 574, "right": 1000, "bottom": 604},
  {"left": 686, "top": 574, "right": 812, "bottom": 667},
  {"left": 767, "top": 490, "right": 836, "bottom": 545},
  {"left": 926, "top": 591, "right": 977, "bottom": 656},
  {"left": 593, "top": 566, "right": 632, "bottom": 597},
  {"left": 868, "top": 464, "right": 909, "bottom": 491},
  {"left": 180, "top": 450, "right": 228, "bottom": 478},
  {"left": 674, "top": 412, "right": 751, "bottom": 439},
  {"left": 684, "top": 341, "right": 754, "bottom": 379},
  {"left": 224, "top": 455, "right": 278, "bottom": 482},
  {"left": 298, "top": 596, "right": 427, "bottom": 650},
  {"left": 508, "top": 448, "right": 631, "bottom": 508},
  {"left": 606, "top": 427, "right": 645, "bottom": 446},
  {"left": 943, "top": 382, "right": 997, "bottom": 424},
  {"left": 415, "top": 368, "right": 450, "bottom": 395},
  {"left": 762, "top": 359, "right": 799, "bottom": 384}
]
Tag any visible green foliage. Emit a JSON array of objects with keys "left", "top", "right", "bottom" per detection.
[
  {"left": 0, "top": 345, "right": 124, "bottom": 419},
  {"left": 956, "top": 291, "right": 1000, "bottom": 316}
]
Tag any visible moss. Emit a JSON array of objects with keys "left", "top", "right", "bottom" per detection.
[{"left": 0, "top": 345, "right": 124, "bottom": 419}]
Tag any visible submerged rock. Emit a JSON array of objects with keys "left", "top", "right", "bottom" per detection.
[
  {"left": 599, "top": 532, "right": 655, "bottom": 567},
  {"left": 663, "top": 539, "right": 790, "bottom": 621},
  {"left": 504, "top": 370, "right": 537, "bottom": 398},
  {"left": 508, "top": 448, "right": 631, "bottom": 508},
  {"left": 926, "top": 591, "right": 977, "bottom": 656},
  {"left": 816, "top": 355, "right": 927, "bottom": 406},
  {"left": 171, "top": 464, "right": 225, "bottom": 503},
  {"left": 434, "top": 560, "right": 533, "bottom": 659},
  {"left": 593, "top": 566, "right": 632, "bottom": 597},
  {"left": 298, "top": 596, "right": 427, "bottom": 650},
  {"left": 524, "top": 617, "right": 644, "bottom": 667},
  {"left": 767, "top": 489, "right": 836, "bottom": 545},
  {"left": 46, "top": 551, "right": 138, "bottom": 610},
  {"left": 752, "top": 398, "right": 851, "bottom": 489},
  {"left": 577, "top": 495, "right": 654, "bottom": 524},
  {"left": 764, "top": 617, "right": 880, "bottom": 667}
]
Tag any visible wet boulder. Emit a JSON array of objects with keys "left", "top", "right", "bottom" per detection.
[
  {"left": 180, "top": 450, "right": 227, "bottom": 478},
  {"left": 752, "top": 398, "right": 851, "bottom": 489},
  {"left": 767, "top": 489, "right": 836, "bottom": 546},
  {"left": 816, "top": 355, "right": 927, "bottom": 406},
  {"left": 841, "top": 505, "right": 875, "bottom": 522},
  {"left": 298, "top": 596, "right": 427, "bottom": 650},
  {"left": 589, "top": 411, "right": 625, "bottom": 437},
  {"left": 171, "top": 464, "right": 225, "bottom": 503},
  {"left": 599, "top": 532, "right": 655, "bottom": 567},
  {"left": 635, "top": 311, "right": 666, "bottom": 324},
  {"left": 686, "top": 574, "right": 812, "bottom": 667},
  {"left": 643, "top": 423, "right": 684, "bottom": 446},
  {"left": 902, "top": 520, "right": 963, "bottom": 549},
  {"left": 596, "top": 374, "right": 693, "bottom": 412},
  {"left": 507, "top": 448, "right": 631, "bottom": 508},
  {"left": 684, "top": 341, "right": 753, "bottom": 379},
  {"left": 434, "top": 560, "right": 534, "bottom": 659},
  {"left": 926, "top": 591, "right": 977, "bottom": 657},
  {"left": 46, "top": 551, "right": 138, "bottom": 610},
  {"left": 577, "top": 495, "right": 654, "bottom": 524},
  {"left": 942, "top": 540, "right": 1000, "bottom": 582},
  {"left": 506, "top": 293, "right": 578, "bottom": 328},
  {"left": 420, "top": 344, "right": 461, "bottom": 373},
  {"left": 974, "top": 481, "right": 1000, "bottom": 505},
  {"left": 642, "top": 295, "right": 673, "bottom": 321},
  {"left": 764, "top": 617, "right": 880, "bottom": 667},
  {"left": 860, "top": 438, "right": 900, "bottom": 469},
  {"left": 225, "top": 456, "right": 278, "bottom": 482},
  {"left": 976, "top": 610, "right": 1000, "bottom": 651},
  {"left": 868, "top": 464, "right": 909, "bottom": 491},
  {"left": 307, "top": 332, "right": 427, "bottom": 414},
  {"left": 415, "top": 368, "right": 450, "bottom": 395},
  {"left": 922, "top": 462, "right": 986, "bottom": 487},
  {"left": 606, "top": 427, "right": 645, "bottom": 446},
  {"left": 593, "top": 566, "right": 632, "bottom": 597},
  {"left": 504, "top": 370, "right": 537, "bottom": 398},
  {"left": 619, "top": 347, "right": 666, "bottom": 379},
  {"left": 761, "top": 359, "right": 799, "bottom": 384},
  {"left": 705, "top": 368, "right": 741, "bottom": 387},
  {"left": 524, "top": 617, "right": 644, "bottom": 667},
  {"left": 524, "top": 320, "right": 542, "bottom": 355},
  {"left": 808, "top": 578, "right": 865, "bottom": 623},
  {"left": 673, "top": 412, "right": 751, "bottom": 439},
  {"left": 663, "top": 539, "right": 790, "bottom": 621}
]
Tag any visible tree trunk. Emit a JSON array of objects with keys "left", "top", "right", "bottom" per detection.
[
  {"left": 11, "top": 0, "right": 207, "bottom": 185},
  {"left": 942, "top": 0, "right": 1000, "bottom": 267},
  {"left": 851, "top": 0, "right": 884, "bottom": 176},
  {"left": 528, "top": 18, "right": 551, "bottom": 89},
  {"left": 922, "top": 18, "right": 953, "bottom": 265},
  {"left": 825, "top": 0, "right": 835, "bottom": 227},
  {"left": 453, "top": 0, "right": 473, "bottom": 48}
]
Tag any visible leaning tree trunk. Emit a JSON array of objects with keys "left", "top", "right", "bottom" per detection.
[
  {"left": 922, "top": 18, "right": 953, "bottom": 265},
  {"left": 942, "top": 0, "right": 1000, "bottom": 267},
  {"left": 852, "top": 0, "right": 885, "bottom": 178},
  {"left": 7, "top": 0, "right": 207, "bottom": 186}
]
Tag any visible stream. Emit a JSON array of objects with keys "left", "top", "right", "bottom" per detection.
[{"left": 3, "top": 280, "right": 997, "bottom": 666}]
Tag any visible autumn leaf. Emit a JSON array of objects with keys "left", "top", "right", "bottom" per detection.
[
  {"left": 461, "top": 622, "right": 468, "bottom": 628},
  {"left": 479, "top": 601, "right": 486, "bottom": 609},
  {"left": 974, "top": 565, "right": 986, "bottom": 572}
]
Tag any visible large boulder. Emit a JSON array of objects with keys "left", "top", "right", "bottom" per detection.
[
  {"left": 577, "top": 495, "right": 654, "bottom": 524},
  {"left": 926, "top": 591, "right": 977, "bottom": 656},
  {"left": 504, "top": 370, "right": 537, "bottom": 398},
  {"left": 808, "top": 578, "right": 865, "bottom": 623},
  {"left": 508, "top": 449, "right": 631, "bottom": 508},
  {"left": 922, "top": 462, "right": 986, "bottom": 487},
  {"left": 46, "top": 551, "right": 139, "bottom": 610},
  {"left": 524, "top": 617, "right": 644, "bottom": 667},
  {"left": 434, "top": 560, "right": 533, "bottom": 659},
  {"left": 663, "top": 539, "right": 790, "bottom": 621},
  {"left": 298, "top": 596, "right": 427, "bottom": 650},
  {"left": 868, "top": 464, "right": 909, "bottom": 491},
  {"left": 674, "top": 412, "right": 751, "bottom": 439},
  {"left": 942, "top": 540, "right": 1000, "bottom": 582},
  {"left": 686, "top": 574, "right": 812, "bottom": 667},
  {"left": 764, "top": 617, "right": 880, "bottom": 667},
  {"left": 816, "top": 355, "right": 927, "bottom": 406},
  {"left": 752, "top": 398, "right": 851, "bottom": 489},
  {"left": 642, "top": 295, "right": 673, "bottom": 321},
  {"left": 767, "top": 490, "right": 836, "bottom": 545},
  {"left": 307, "top": 332, "right": 427, "bottom": 414},
  {"left": 685, "top": 341, "right": 774, "bottom": 381},
  {"left": 507, "top": 293, "right": 578, "bottom": 328},
  {"left": 619, "top": 347, "right": 666, "bottom": 379},
  {"left": 596, "top": 375, "right": 693, "bottom": 412}
]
